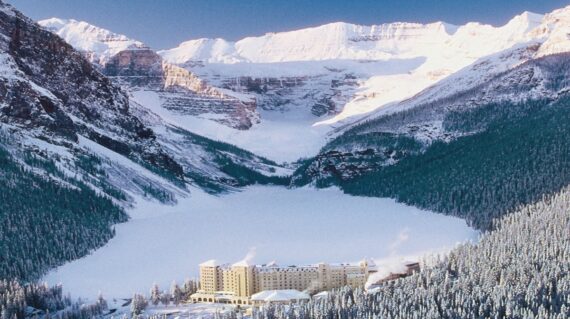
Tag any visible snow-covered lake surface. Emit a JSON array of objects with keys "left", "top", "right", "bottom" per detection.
[{"left": 44, "top": 186, "right": 478, "bottom": 299}]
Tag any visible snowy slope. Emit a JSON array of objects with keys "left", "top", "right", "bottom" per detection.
[
  {"left": 159, "top": 38, "right": 242, "bottom": 64},
  {"left": 534, "top": 6, "right": 570, "bottom": 57},
  {"left": 338, "top": 6, "right": 570, "bottom": 138},
  {"left": 155, "top": 10, "right": 551, "bottom": 159},
  {"left": 39, "top": 6, "right": 570, "bottom": 163},
  {"left": 0, "top": 5, "right": 189, "bottom": 203},
  {"left": 0, "top": 3, "right": 287, "bottom": 202},
  {"left": 39, "top": 18, "right": 147, "bottom": 67}
]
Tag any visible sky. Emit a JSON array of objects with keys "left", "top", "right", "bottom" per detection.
[{"left": 8, "top": 0, "right": 570, "bottom": 50}]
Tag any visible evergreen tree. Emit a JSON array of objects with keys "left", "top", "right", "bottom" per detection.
[
  {"left": 234, "top": 185, "right": 570, "bottom": 319},
  {"left": 160, "top": 292, "right": 170, "bottom": 307},
  {"left": 150, "top": 284, "right": 160, "bottom": 306},
  {"left": 131, "top": 293, "right": 147, "bottom": 317},
  {"left": 170, "top": 282, "right": 182, "bottom": 307}
]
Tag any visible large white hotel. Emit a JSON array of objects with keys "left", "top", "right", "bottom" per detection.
[{"left": 191, "top": 259, "right": 377, "bottom": 305}]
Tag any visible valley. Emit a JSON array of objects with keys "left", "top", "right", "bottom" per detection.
[
  {"left": 43, "top": 186, "right": 477, "bottom": 299},
  {"left": 0, "top": 0, "right": 569, "bottom": 317}
]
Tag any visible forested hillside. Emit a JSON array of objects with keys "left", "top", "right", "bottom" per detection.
[
  {"left": 0, "top": 0, "right": 292, "bottom": 286},
  {"left": 248, "top": 185, "right": 570, "bottom": 319},
  {"left": 0, "top": 142, "right": 127, "bottom": 282},
  {"left": 339, "top": 97, "right": 570, "bottom": 230},
  {"left": 294, "top": 54, "right": 570, "bottom": 230}
]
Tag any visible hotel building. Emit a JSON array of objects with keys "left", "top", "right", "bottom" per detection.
[{"left": 191, "top": 259, "right": 376, "bottom": 305}]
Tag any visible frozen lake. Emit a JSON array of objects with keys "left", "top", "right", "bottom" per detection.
[{"left": 44, "top": 186, "right": 478, "bottom": 299}]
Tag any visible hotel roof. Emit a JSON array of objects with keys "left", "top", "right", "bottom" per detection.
[{"left": 251, "top": 289, "right": 310, "bottom": 302}]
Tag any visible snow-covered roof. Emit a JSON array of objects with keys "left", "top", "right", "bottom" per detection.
[
  {"left": 199, "top": 259, "right": 218, "bottom": 267},
  {"left": 232, "top": 259, "right": 254, "bottom": 267},
  {"left": 312, "top": 291, "right": 330, "bottom": 299},
  {"left": 251, "top": 290, "right": 310, "bottom": 302}
]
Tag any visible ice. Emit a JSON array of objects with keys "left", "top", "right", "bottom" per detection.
[{"left": 43, "top": 186, "right": 478, "bottom": 299}]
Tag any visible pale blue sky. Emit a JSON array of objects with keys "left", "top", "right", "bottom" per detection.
[{"left": 8, "top": 0, "right": 570, "bottom": 50}]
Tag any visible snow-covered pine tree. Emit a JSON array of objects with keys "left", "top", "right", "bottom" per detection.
[
  {"left": 131, "top": 293, "right": 148, "bottom": 316},
  {"left": 170, "top": 281, "right": 182, "bottom": 306},
  {"left": 150, "top": 284, "right": 160, "bottom": 306},
  {"left": 239, "top": 185, "right": 570, "bottom": 319},
  {"left": 160, "top": 291, "right": 170, "bottom": 307},
  {"left": 96, "top": 292, "right": 107, "bottom": 312},
  {"left": 183, "top": 279, "right": 198, "bottom": 298}
]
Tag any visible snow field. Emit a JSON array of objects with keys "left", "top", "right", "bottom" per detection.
[{"left": 44, "top": 186, "right": 478, "bottom": 299}]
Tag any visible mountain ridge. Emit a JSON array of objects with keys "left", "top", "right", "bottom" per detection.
[
  {"left": 0, "top": 0, "right": 289, "bottom": 283},
  {"left": 1, "top": 1, "right": 570, "bottom": 317}
]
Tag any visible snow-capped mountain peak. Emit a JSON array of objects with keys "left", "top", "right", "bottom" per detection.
[
  {"left": 159, "top": 20, "right": 460, "bottom": 64},
  {"left": 157, "top": 37, "right": 242, "bottom": 64},
  {"left": 533, "top": 5, "right": 570, "bottom": 57},
  {"left": 37, "top": 5, "right": 570, "bottom": 162},
  {"left": 38, "top": 17, "right": 147, "bottom": 66}
]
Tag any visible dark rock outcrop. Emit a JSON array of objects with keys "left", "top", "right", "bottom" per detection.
[{"left": 0, "top": 1, "right": 183, "bottom": 178}]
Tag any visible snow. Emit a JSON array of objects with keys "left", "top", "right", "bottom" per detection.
[
  {"left": 77, "top": 136, "right": 184, "bottom": 199},
  {"left": 535, "top": 6, "right": 570, "bottom": 57},
  {"left": 315, "top": 69, "right": 438, "bottom": 126},
  {"left": 131, "top": 90, "right": 331, "bottom": 163},
  {"left": 251, "top": 290, "right": 310, "bottom": 302},
  {"left": 43, "top": 186, "right": 478, "bottom": 300},
  {"left": 153, "top": 9, "right": 560, "bottom": 158},
  {"left": 158, "top": 38, "right": 242, "bottom": 64},
  {"left": 312, "top": 291, "right": 330, "bottom": 299},
  {"left": 0, "top": 54, "right": 20, "bottom": 81},
  {"left": 190, "top": 58, "right": 425, "bottom": 79},
  {"left": 38, "top": 18, "right": 147, "bottom": 66},
  {"left": 40, "top": 7, "right": 570, "bottom": 163},
  {"left": 199, "top": 260, "right": 220, "bottom": 267},
  {"left": 0, "top": 1, "right": 17, "bottom": 18},
  {"left": 232, "top": 248, "right": 256, "bottom": 267},
  {"left": 111, "top": 302, "right": 240, "bottom": 319},
  {"left": 160, "top": 21, "right": 456, "bottom": 64}
]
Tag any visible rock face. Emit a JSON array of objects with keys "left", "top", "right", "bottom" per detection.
[
  {"left": 38, "top": 19, "right": 260, "bottom": 130},
  {"left": 104, "top": 48, "right": 163, "bottom": 77},
  {"left": 0, "top": 1, "right": 285, "bottom": 199},
  {"left": 159, "top": 62, "right": 258, "bottom": 130},
  {"left": 221, "top": 73, "right": 360, "bottom": 116},
  {"left": 0, "top": 2, "right": 183, "bottom": 176},
  {"left": 101, "top": 48, "right": 258, "bottom": 129}
]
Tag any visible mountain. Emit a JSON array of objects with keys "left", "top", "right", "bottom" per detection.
[
  {"left": 292, "top": 7, "right": 570, "bottom": 230},
  {"left": 160, "top": 12, "right": 545, "bottom": 125},
  {"left": 0, "top": 1, "right": 151, "bottom": 281},
  {"left": 0, "top": 4, "right": 186, "bottom": 181},
  {"left": 0, "top": 0, "right": 287, "bottom": 282},
  {"left": 34, "top": 8, "right": 570, "bottom": 225},
  {"left": 158, "top": 16, "right": 549, "bottom": 162},
  {"left": 346, "top": 5, "right": 570, "bottom": 126},
  {"left": 38, "top": 18, "right": 259, "bottom": 130},
  {"left": 158, "top": 15, "right": 539, "bottom": 64},
  {"left": 2, "top": 1, "right": 570, "bottom": 317},
  {"left": 39, "top": 10, "right": 552, "bottom": 162},
  {"left": 39, "top": 17, "right": 147, "bottom": 67}
]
